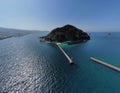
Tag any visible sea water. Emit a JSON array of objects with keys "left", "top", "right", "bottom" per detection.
[{"left": 0, "top": 32, "right": 120, "bottom": 93}]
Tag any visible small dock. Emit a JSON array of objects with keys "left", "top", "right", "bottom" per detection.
[
  {"left": 56, "top": 43, "right": 73, "bottom": 64},
  {"left": 90, "top": 57, "right": 120, "bottom": 72}
]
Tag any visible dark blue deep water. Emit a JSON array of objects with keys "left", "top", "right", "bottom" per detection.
[{"left": 0, "top": 32, "right": 120, "bottom": 93}]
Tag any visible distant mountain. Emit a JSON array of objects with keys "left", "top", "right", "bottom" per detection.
[
  {"left": 0, "top": 27, "right": 40, "bottom": 40},
  {"left": 42, "top": 24, "right": 90, "bottom": 43},
  {"left": 0, "top": 27, "right": 41, "bottom": 33}
]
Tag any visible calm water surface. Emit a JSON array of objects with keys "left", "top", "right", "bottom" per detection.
[{"left": 0, "top": 32, "right": 120, "bottom": 93}]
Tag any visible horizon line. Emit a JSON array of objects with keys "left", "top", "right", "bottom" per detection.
[{"left": 0, "top": 26, "right": 120, "bottom": 32}]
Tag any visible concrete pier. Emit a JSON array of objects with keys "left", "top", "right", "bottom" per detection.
[
  {"left": 90, "top": 57, "right": 120, "bottom": 72},
  {"left": 56, "top": 43, "right": 73, "bottom": 64}
]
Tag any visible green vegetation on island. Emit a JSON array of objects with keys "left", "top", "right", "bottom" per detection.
[{"left": 41, "top": 24, "right": 90, "bottom": 44}]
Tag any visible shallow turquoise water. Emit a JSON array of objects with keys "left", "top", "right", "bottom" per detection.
[{"left": 0, "top": 32, "right": 120, "bottom": 93}]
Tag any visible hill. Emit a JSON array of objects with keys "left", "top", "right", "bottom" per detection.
[{"left": 42, "top": 25, "right": 90, "bottom": 43}]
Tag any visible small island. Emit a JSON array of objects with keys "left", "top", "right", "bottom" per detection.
[{"left": 40, "top": 24, "right": 90, "bottom": 44}]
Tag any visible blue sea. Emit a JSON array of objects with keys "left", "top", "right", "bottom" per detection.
[{"left": 0, "top": 32, "right": 120, "bottom": 93}]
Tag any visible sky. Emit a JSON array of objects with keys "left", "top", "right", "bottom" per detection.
[{"left": 0, "top": 0, "right": 120, "bottom": 31}]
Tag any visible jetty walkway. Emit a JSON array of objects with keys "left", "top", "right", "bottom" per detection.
[
  {"left": 56, "top": 43, "right": 73, "bottom": 64},
  {"left": 90, "top": 57, "right": 120, "bottom": 72}
]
